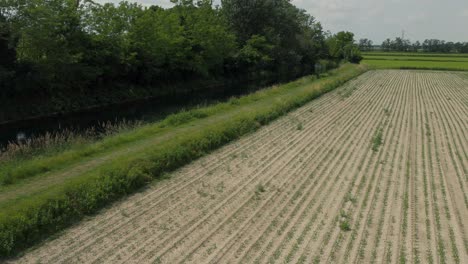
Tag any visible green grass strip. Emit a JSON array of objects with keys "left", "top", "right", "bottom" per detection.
[
  {"left": 0, "top": 64, "right": 367, "bottom": 257},
  {"left": 363, "top": 57, "right": 468, "bottom": 63},
  {"left": 363, "top": 60, "right": 468, "bottom": 71}
]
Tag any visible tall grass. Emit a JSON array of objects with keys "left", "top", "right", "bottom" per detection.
[
  {"left": 0, "top": 64, "right": 368, "bottom": 257},
  {"left": 0, "top": 120, "right": 143, "bottom": 186},
  {"left": 0, "top": 120, "right": 142, "bottom": 162}
]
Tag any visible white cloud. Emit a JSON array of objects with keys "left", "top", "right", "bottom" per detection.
[
  {"left": 462, "top": 9, "right": 468, "bottom": 17},
  {"left": 292, "top": 0, "right": 467, "bottom": 42}
]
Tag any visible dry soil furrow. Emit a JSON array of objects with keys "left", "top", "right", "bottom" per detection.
[
  {"left": 272, "top": 84, "right": 400, "bottom": 264},
  {"left": 326, "top": 71, "right": 406, "bottom": 264},
  {"left": 232, "top": 95, "right": 390, "bottom": 264},
  {"left": 418, "top": 82, "right": 439, "bottom": 263},
  {"left": 335, "top": 70, "right": 409, "bottom": 264},
  {"left": 434, "top": 75, "right": 468, "bottom": 212},
  {"left": 412, "top": 73, "right": 434, "bottom": 264},
  {"left": 345, "top": 71, "right": 412, "bottom": 264},
  {"left": 429, "top": 75, "right": 468, "bottom": 194},
  {"left": 38, "top": 85, "right": 351, "bottom": 263},
  {"left": 337, "top": 70, "right": 409, "bottom": 264},
  {"left": 426, "top": 74, "right": 468, "bottom": 210},
  {"left": 408, "top": 75, "right": 421, "bottom": 263},
  {"left": 219, "top": 71, "right": 394, "bottom": 264},
  {"left": 318, "top": 71, "right": 405, "bottom": 263},
  {"left": 134, "top": 72, "right": 387, "bottom": 264},
  {"left": 424, "top": 79, "right": 458, "bottom": 264},
  {"left": 415, "top": 72, "right": 444, "bottom": 264},
  {"left": 429, "top": 75, "right": 468, "bottom": 197},
  {"left": 423, "top": 75, "right": 467, "bottom": 263},
  {"left": 378, "top": 72, "right": 412, "bottom": 264},
  {"left": 367, "top": 88, "right": 409, "bottom": 264},
  {"left": 241, "top": 71, "right": 399, "bottom": 264}
]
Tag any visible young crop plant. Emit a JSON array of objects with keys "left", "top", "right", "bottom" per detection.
[
  {"left": 340, "top": 219, "right": 352, "bottom": 232},
  {"left": 383, "top": 107, "right": 391, "bottom": 116},
  {"left": 297, "top": 122, "right": 304, "bottom": 131},
  {"left": 372, "top": 127, "right": 384, "bottom": 152},
  {"left": 346, "top": 193, "right": 357, "bottom": 204},
  {"left": 338, "top": 84, "right": 358, "bottom": 99},
  {"left": 255, "top": 184, "right": 266, "bottom": 197},
  {"left": 425, "top": 123, "right": 431, "bottom": 137}
]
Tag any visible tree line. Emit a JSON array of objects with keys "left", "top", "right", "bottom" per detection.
[
  {"left": 0, "top": 0, "right": 362, "bottom": 122},
  {"left": 379, "top": 37, "right": 468, "bottom": 53}
]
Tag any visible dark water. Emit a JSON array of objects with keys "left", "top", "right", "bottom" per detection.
[{"left": 0, "top": 82, "right": 261, "bottom": 148}]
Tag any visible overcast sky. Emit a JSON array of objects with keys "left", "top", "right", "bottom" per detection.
[{"left": 96, "top": 0, "right": 468, "bottom": 43}]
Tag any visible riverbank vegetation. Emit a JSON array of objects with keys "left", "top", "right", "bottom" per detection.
[
  {"left": 0, "top": 0, "right": 361, "bottom": 123},
  {"left": 0, "top": 119, "right": 142, "bottom": 165}
]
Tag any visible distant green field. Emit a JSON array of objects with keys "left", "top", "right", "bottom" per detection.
[
  {"left": 363, "top": 52, "right": 468, "bottom": 71},
  {"left": 364, "top": 56, "right": 468, "bottom": 62},
  {"left": 363, "top": 52, "right": 468, "bottom": 58}
]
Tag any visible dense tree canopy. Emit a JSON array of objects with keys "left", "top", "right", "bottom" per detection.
[
  {"left": 0, "top": 0, "right": 362, "bottom": 121},
  {"left": 0, "top": 14, "right": 15, "bottom": 88},
  {"left": 327, "top": 31, "right": 362, "bottom": 63},
  {"left": 358, "top": 38, "right": 373, "bottom": 52}
]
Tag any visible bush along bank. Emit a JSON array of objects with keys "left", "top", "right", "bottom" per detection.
[{"left": 0, "top": 64, "right": 368, "bottom": 257}]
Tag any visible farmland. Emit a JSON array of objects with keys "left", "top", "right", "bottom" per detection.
[
  {"left": 363, "top": 52, "right": 468, "bottom": 71},
  {"left": 11, "top": 70, "right": 468, "bottom": 263}
]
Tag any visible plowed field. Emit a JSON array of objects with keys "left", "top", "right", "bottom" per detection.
[{"left": 12, "top": 70, "right": 468, "bottom": 263}]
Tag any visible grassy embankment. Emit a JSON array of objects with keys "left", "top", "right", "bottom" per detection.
[
  {"left": 362, "top": 52, "right": 468, "bottom": 71},
  {"left": 0, "top": 64, "right": 368, "bottom": 257}
]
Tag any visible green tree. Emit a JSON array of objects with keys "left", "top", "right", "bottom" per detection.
[
  {"left": 129, "top": 0, "right": 236, "bottom": 83},
  {"left": 171, "top": 0, "right": 236, "bottom": 77},
  {"left": 237, "top": 35, "right": 273, "bottom": 68},
  {"left": 358, "top": 38, "right": 373, "bottom": 51},
  {"left": 327, "top": 31, "right": 361, "bottom": 63},
  {"left": 222, "top": 0, "right": 327, "bottom": 79},
  {"left": 129, "top": 7, "right": 185, "bottom": 83},
  {"left": 82, "top": 1, "right": 143, "bottom": 82},
  {"left": 0, "top": 13, "right": 16, "bottom": 93},
  {"left": 343, "top": 44, "right": 363, "bottom": 63},
  {"left": 7, "top": 0, "right": 91, "bottom": 92}
]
